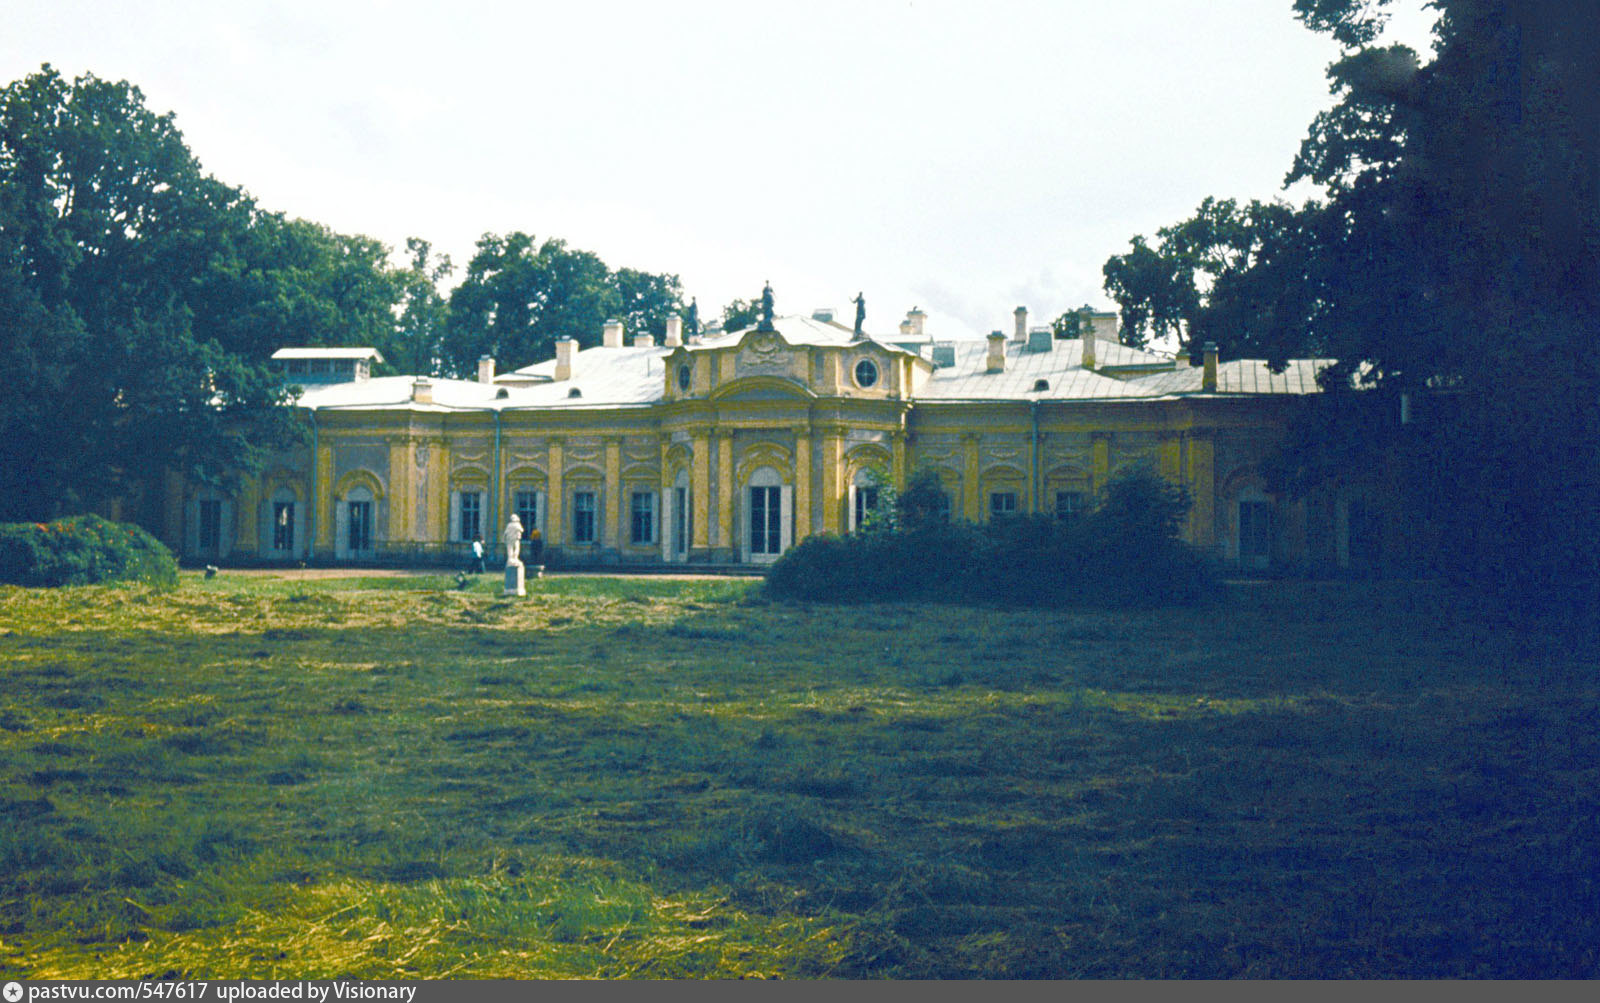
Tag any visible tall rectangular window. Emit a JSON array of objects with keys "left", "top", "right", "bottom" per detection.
[
  {"left": 1239, "top": 500, "right": 1274, "bottom": 562},
  {"left": 273, "top": 502, "right": 295, "bottom": 552},
  {"left": 673, "top": 486, "right": 689, "bottom": 556},
  {"left": 459, "top": 492, "right": 481, "bottom": 542},
  {"left": 750, "top": 486, "right": 781, "bottom": 555},
  {"left": 347, "top": 501, "right": 372, "bottom": 551},
  {"left": 515, "top": 491, "right": 539, "bottom": 533},
  {"left": 1055, "top": 491, "right": 1084, "bottom": 525},
  {"left": 630, "top": 491, "right": 655, "bottom": 545},
  {"left": 198, "top": 499, "right": 222, "bottom": 551},
  {"left": 854, "top": 486, "right": 879, "bottom": 530},
  {"left": 573, "top": 491, "right": 597, "bottom": 544},
  {"left": 990, "top": 491, "right": 1018, "bottom": 520}
]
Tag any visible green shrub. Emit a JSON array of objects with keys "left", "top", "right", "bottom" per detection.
[
  {"left": 765, "top": 468, "right": 1216, "bottom": 608},
  {"left": 0, "top": 515, "right": 178, "bottom": 588}
]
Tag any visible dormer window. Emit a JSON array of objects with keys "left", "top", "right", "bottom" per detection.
[{"left": 854, "top": 359, "right": 879, "bottom": 389}]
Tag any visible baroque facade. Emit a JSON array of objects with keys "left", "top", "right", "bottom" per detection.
[{"left": 163, "top": 306, "right": 1390, "bottom": 572}]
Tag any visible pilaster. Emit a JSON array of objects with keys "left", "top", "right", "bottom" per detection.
[
  {"left": 603, "top": 436, "right": 622, "bottom": 552},
  {"left": 961, "top": 433, "right": 981, "bottom": 521},
  {"left": 793, "top": 428, "right": 812, "bottom": 542},
  {"left": 715, "top": 431, "right": 735, "bottom": 552},
  {"left": 546, "top": 438, "right": 564, "bottom": 546}
]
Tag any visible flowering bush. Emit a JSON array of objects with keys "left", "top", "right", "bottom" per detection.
[{"left": 0, "top": 514, "right": 178, "bottom": 587}]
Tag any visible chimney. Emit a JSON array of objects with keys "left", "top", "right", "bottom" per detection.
[
  {"left": 1081, "top": 327, "right": 1097, "bottom": 369},
  {"left": 554, "top": 338, "right": 576, "bottom": 381},
  {"left": 811, "top": 307, "right": 835, "bottom": 323},
  {"left": 1090, "top": 312, "right": 1118, "bottom": 344},
  {"left": 664, "top": 314, "right": 682, "bottom": 347},
  {"left": 633, "top": 333, "right": 655, "bottom": 348},
  {"left": 986, "top": 331, "right": 1007, "bottom": 373},
  {"left": 899, "top": 319, "right": 913, "bottom": 337},
  {"left": 411, "top": 377, "right": 433, "bottom": 404},
  {"left": 907, "top": 307, "right": 926, "bottom": 336},
  {"left": 602, "top": 319, "right": 623, "bottom": 348},
  {"left": 477, "top": 355, "right": 495, "bottom": 384},
  {"left": 1202, "top": 342, "right": 1218, "bottom": 391},
  {"left": 1027, "top": 326, "right": 1054, "bottom": 353},
  {"left": 1013, "top": 306, "right": 1028, "bottom": 344}
]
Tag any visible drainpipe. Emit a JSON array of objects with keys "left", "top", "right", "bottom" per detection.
[
  {"left": 1030, "top": 400, "right": 1041, "bottom": 515},
  {"left": 491, "top": 408, "right": 502, "bottom": 558},
  {"left": 308, "top": 408, "right": 318, "bottom": 564}
]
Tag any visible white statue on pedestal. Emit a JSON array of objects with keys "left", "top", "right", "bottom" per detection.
[{"left": 503, "top": 513, "right": 523, "bottom": 566}]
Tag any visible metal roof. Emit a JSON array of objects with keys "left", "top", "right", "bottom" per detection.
[
  {"left": 1129, "top": 358, "right": 1331, "bottom": 396},
  {"left": 288, "top": 325, "right": 1333, "bottom": 413},
  {"left": 271, "top": 347, "right": 386, "bottom": 362}
]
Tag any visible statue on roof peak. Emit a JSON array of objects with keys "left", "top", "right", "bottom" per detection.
[
  {"left": 758, "top": 281, "right": 776, "bottom": 331},
  {"left": 851, "top": 291, "right": 866, "bottom": 339}
]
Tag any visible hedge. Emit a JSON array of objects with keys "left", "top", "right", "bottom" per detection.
[
  {"left": 764, "top": 468, "right": 1217, "bottom": 608},
  {"left": 0, "top": 514, "right": 179, "bottom": 588}
]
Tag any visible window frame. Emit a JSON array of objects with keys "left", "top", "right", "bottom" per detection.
[{"left": 572, "top": 490, "right": 598, "bottom": 544}]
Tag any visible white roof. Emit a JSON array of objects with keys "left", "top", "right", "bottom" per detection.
[
  {"left": 917, "top": 338, "right": 1172, "bottom": 401},
  {"left": 272, "top": 347, "right": 385, "bottom": 362},
  {"left": 1129, "top": 358, "right": 1332, "bottom": 396},
  {"left": 291, "top": 323, "right": 1332, "bottom": 413}
]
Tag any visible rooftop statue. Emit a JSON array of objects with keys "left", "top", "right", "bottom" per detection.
[
  {"left": 758, "top": 282, "right": 776, "bottom": 331},
  {"left": 685, "top": 297, "right": 699, "bottom": 338},
  {"left": 852, "top": 291, "right": 866, "bottom": 338}
]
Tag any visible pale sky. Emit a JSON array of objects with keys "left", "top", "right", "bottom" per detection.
[{"left": 3, "top": 0, "right": 1435, "bottom": 341}]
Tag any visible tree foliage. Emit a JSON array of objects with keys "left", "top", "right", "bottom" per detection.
[
  {"left": 0, "top": 65, "right": 319, "bottom": 521},
  {"left": 1110, "top": 2, "right": 1600, "bottom": 596},
  {"left": 719, "top": 297, "right": 759, "bottom": 334},
  {"left": 443, "top": 233, "right": 683, "bottom": 376}
]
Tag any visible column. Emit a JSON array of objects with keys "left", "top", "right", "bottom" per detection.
[
  {"left": 891, "top": 428, "right": 907, "bottom": 490},
  {"left": 546, "top": 438, "right": 564, "bottom": 546},
  {"left": 1188, "top": 431, "right": 1216, "bottom": 549},
  {"left": 235, "top": 477, "right": 260, "bottom": 551},
  {"left": 603, "top": 436, "right": 621, "bottom": 553},
  {"left": 1091, "top": 432, "right": 1111, "bottom": 495},
  {"left": 792, "top": 428, "right": 812, "bottom": 542},
  {"left": 819, "top": 426, "right": 843, "bottom": 534},
  {"left": 659, "top": 436, "right": 674, "bottom": 561},
  {"left": 431, "top": 439, "right": 451, "bottom": 546},
  {"left": 314, "top": 437, "right": 334, "bottom": 552},
  {"left": 715, "top": 431, "right": 735, "bottom": 555},
  {"left": 690, "top": 430, "right": 710, "bottom": 551},
  {"left": 961, "top": 433, "right": 981, "bottom": 521},
  {"left": 1159, "top": 432, "right": 1183, "bottom": 486},
  {"left": 386, "top": 437, "right": 411, "bottom": 547}
]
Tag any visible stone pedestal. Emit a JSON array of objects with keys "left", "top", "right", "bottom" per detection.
[{"left": 503, "top": 560, "right": 526, "bottom": 597}]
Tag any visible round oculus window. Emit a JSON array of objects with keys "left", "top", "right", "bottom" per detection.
[
  {"left": 676, "top": 364, "right": 691, "bottom": 392},
  {"left": 854, "top": 359, "right": 879, "bottom": 388}
]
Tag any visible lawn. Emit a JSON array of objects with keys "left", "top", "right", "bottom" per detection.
[{"left": 0, "top": 571, "right": 1596, "bottom": 978}]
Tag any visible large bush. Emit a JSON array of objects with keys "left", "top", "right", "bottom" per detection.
[
  {"left": 765, "top": 468, "right": 1216, "bottom": 608},
  {"left": 0, "top": 514, "right": 178, "bottom": 587}
]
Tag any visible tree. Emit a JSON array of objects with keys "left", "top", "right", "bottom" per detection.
[
  {"left": 1112, "top": 2, "right": 1600, "bottom": 598},
  {"left": 720, "top": 297, "right": 759, "bottom": 334},
  {"left": 613, "top": 267, "right": 684, "bottom": 343},
  {"left": 1049, "top": 304, "right": 1099, "bottom": 340},
  {"left": 1102, "top": 197, "right": 1322, "bottom": 361},
  {"left": 391, "top": 237, "right": 453, "bottom": 376},
  {"left": 443, "top": 233, "right": 682, "bottom": 376},
  {"left": 0, "top": 65, "right": 308, "bottom": 522}
]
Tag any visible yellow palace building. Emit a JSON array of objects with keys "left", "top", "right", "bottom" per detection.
[{"left": 163, "top": 302, "right": 1387, "bottom": 573}]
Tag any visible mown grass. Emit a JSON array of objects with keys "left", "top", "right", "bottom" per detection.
[{"left": 0, "top": 572, "right": 1596, "bottom": 978}]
